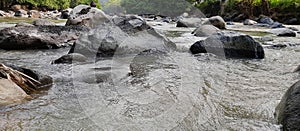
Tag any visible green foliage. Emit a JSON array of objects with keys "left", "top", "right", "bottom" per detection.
[
  {"left": 120, "top": 0, "right": 192, "bottom": 17},
  {"left": 0, "top": 0, "right": 101, "bottom": 10}
]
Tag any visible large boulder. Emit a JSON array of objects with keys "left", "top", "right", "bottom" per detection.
[
  {"left": 190, "top": 31, "right": 264, "bottom": 59},
  {"left": 275, "top": 80, "right": 300, "bottom": 131},
  {"left": 112, "top": 15, "right": 150, "bottom": 34},
  {"left": 203, "top": 16, "right": 226, "bottom": 29},
  {"left": 65, "top": 5, "right": 110, "bottom": 28},
  {"left": 69, "top": 22, "right": 176, "bottom": 60},
  {"left": 0, "top": 26, "right": 89, "bottom": 50},
  {"left": 176, "top": 17, "right": 202, "bottom": 27},
  {"left": 268, "top": 28, "right": 296, "bottom": 37},
  {"left": 192, "top": 24, "right": 220, "bottom": 37}
]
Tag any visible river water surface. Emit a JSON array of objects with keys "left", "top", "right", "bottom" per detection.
[{"left": 0, "top": 22, "right": 300, "bottom": 130}]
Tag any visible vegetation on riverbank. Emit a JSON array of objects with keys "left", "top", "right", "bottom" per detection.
[{"left": 0, "top": 0, "right": 101, "bottom": 10}]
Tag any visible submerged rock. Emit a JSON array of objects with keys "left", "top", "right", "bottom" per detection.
[
  {"left": 190, "top": 31, "right": 264, "bottom": 59},
  {"left": 52, "top": 53, "right": 88, "bottom": 64},
  {"left": 268, "top": 28, "right": 296, "bottom": 37},
  {"left": 275, "top": 80, "right": 300, "bottom": 131},
  {"left": 176, "top": 17, "right": 202, "bottom": 27},
  {"left": 0, "top": 26, "right": 89, "bottom": 50},
  {"left": 192, "top": 25, "right": 220, "bottom": 37},
  {"left": 65, "top": 5, "right": 110, "bottom": 28}
]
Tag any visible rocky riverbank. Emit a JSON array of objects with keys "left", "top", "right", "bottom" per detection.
[{"left": 0, "top": 4, "right": 300, "bottom": 130}]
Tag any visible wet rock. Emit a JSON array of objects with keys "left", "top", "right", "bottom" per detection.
[
  {"left": 259, "top": 35, "right": 273, "bottom": 42},
  {"left": 204, "top": 16, "right": 226, "bottom": 29},
  {"left": 61, "top": 8, "right": 72, "bottom": 19},
  {"left": 112, "top": 15, "right": 150, "bottom": 34},
  {"left": 32, "top": 19, "right": 55, "bottom": 26},
  {"left": 52, "top": 53, "right": 88, "bottom": 64},
  {"left": 288, "top": 27, "right": 299, "bottom": 31},
  {"left": 15, "top": 22, "right": 34, "bottom": 27},
  {"left": 176, "top": 17, "right": 202, "bottom": 27},
  {"left": 192, "top": 25, "right": 220, "bottom": 37},
  {"left": 65, "top": 5, "right": 110, "bottom": 28},
  {"left": 226, "top": 22, "right": 234, "bottom": 25},
  {"left": 0, "top": 10, "right": 7, "bottom": 17},
  {"left": 7, "top": 65, "right": 53, "bottom": 89},
  {"left": 129, "top": 49, "right": 167, "bottom": 77},
  {"left": 285, "top": 18, "right": 298, "bottom": 25},
  {"left": 268, "top": 28, "right": 296, "bottom": 37},
  {"left": 294, "top": 65, "right": 300, "bottom": 72},
  {"left": 69, "top": 23, "right": 176, "bottom": 59},
  {"left": 275, "top": 80, "right": 300, "bottom": 131},
  {"left": 258, "top": 15, "right": 274, "bottom": 25},
  {"left": 269, "top": 22, "right": 284, "bottom": 28},
  {"left": 0, "top": 26, "right": 89, "bottom": 50},
  {"left": 190, "top": 31, "right": 264, "bottom": 59},
  {"left": 14, "top": 9, "right": 28, "bottom": 17},
  {"left": 243, "top": 19, "right": 257, "bottom": 25}
]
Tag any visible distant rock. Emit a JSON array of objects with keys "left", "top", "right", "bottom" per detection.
[
  {"left": 285, "top": 18, "right": 298, "bottom": 25},
  {"left": 112, "top": 15, "right": 150, "bottom": 34},
  {"left": 176, "top": 17, "right": 202, "bottom": 27},
  {"left": 268, "top": 28, "right": 296, "bottom": 37},
  {"left": 258, "top": 15, "right": 274, "bottom": 25},
  {"left": 28, "top": 10, "right": 41, "bottom": 18},
  {"left": 190, "top": 31, "right": 264, "bottom": 59},
  {"left": 32, "top": 19, "right": 55, "bottom": 26},
  {"left": 0, "top": 26, "right": 89, "bottom": 50},
  {"left": 269, "top": 22, "right": 284, "bottom": 28},
  {"left": 275, "top": 80, "right": 300, "bottom": 131},
  {"left": 61, "top": 8, "right": 72, "bottom": 19},
  {"left": 65, "top": 4, "right": 110, "bottom": 28},
  {"left": 204, "top": 16, "right": 226, "bottom": 29},
  {"left": 14, "top": 9, "right": 28, "bottom": 17},
  {"left": 243, "top": 19, "right": 257, "bottom": 25},
  {"left": 192, "top": 25, "right": 220, "bottom": 37}
]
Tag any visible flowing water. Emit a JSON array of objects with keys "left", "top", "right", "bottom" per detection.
[{"left": 0, "top": 23, "right": 300, "bottom": 130}]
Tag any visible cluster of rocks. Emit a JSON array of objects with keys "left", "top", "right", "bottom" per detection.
[{"left": 0, "top": 4, "right": 73, "bottom": 19}]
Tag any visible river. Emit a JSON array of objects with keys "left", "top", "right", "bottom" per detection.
[{"left": 0, "top": 22, "right": 299, "bottom": 130}]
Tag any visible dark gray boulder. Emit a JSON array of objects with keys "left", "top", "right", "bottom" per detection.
[
  {"left": 192, "top": 25, "right": 220, "bottom": 37},
  {"left": 258, "top": 15, "right": 274, "bottom": 25},
  {"left": 112, "top": 15, "right": 150, "bottom": 34},
  {"left": 205, "top": 16, "right": 226, "bottom": 29},
  {"left": 268, "top": 28, "right": 296, "bottom": 37},
  {"left": 275, "top": 80, "right": 300, "bottom": 131},
  {"left": 69, "top": 23, "right": 176, "bottom": 60},
  {"left": 190, "top": 31, "right": 264, "bottom": 59},
  {"left": 65, "top": 5, "right": 110, "bottom": 28},
  {"left": 176, "top": 17, "right": 202, "bottom": 27},
  {"left": 0, "top": 26, "right": 89, "bottom": 50}
]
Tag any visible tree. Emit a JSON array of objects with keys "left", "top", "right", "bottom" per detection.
[{"left": 120, "top": 0, "right": 192, "bottom": 17}]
